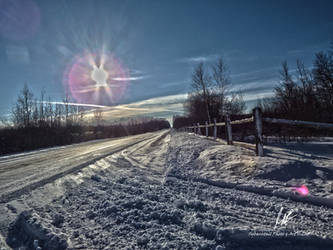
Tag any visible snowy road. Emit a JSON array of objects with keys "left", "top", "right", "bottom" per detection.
[
  {"left": 0, "top": 131, "right": 168, "bottom": 203},
  {"left": 1, "top": 130, "right": 333, "bottom": 249}
]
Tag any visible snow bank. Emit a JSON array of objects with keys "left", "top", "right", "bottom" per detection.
[
  {"left": 6, "top": 210, "right": 68, "bottom": 250},
  {"left": 166, "top": 131, "right": 333, "bottom": 208},
  {"left": 3, "top": 130, "right": 333, "bottom": 249}
]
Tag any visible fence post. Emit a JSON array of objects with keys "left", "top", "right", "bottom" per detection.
[
  {"left": 253, "top": 107, "right": 264, "bottom": 156},
  {"left": 193, "top": 123, "right": 196, "bottom": 134},
  {"left": 197, "top": 123, "right": 201, "bottom": 135},
  {"left": 225, "top": 114, "right": 233, "bottom": 145},
  {"left": 213, "top": 118, "right": 217, "bottom": 140},
  {"left": 205, "top": 121, "right": 208, "bottom": 137}
]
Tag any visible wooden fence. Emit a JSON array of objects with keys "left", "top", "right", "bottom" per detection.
[{"left": 184, "top": 107, "right": 333, "bottom": 157}]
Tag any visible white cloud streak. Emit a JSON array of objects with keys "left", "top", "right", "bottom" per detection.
[
  {"left": 37, "top": 88, "right": 275, "bottom": 124},
  {"left": 38, "top": 101, "right": 110, "bottom": 109},
  {"left": 112, "top": 75, "right": 150, "bottom": 81},
  {"left": 242, "top": 91, "right": 275, "bottom": 102},
  {"left": 81, "top": 94, "right": 187, "bottom": 123},
  {"left": 179, "top": 54, "right": 219, "bottom": 63}
]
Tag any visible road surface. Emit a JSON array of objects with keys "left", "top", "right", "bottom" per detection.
[{"left": 0, "top": 130, "right": 168, "bottom": 203}]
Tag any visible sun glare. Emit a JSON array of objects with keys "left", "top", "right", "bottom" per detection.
[
  {"left": 65, "top": 51, "right": 129, "bottom": 105},
  {"left": 91, "top": 65, "right": 109, "bottom": 87}
]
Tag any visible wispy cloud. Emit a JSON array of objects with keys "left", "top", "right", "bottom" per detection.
[
  {"left": 112, "top": 68, "right": 150, "bottom": 81},
  {"left": 57, "top": 45, "right": 72, "bottom": 57},
  {"left": 38, "top": 101, "right": 110, "bottom": 109},
  {"left": 130, "top": 94, "right": 187, "bottom": 106},
  {"left": 112, "top": 75, "right": 150, "bottom": 81},
  {"left": 128, "top": 69, "right": 144, "bottom": 75},
  {"left": 242, "top": 90, "right": 275, "bottom": 102},
  {"left": 231, "top": 77, "right": 277, "bottom": 93},
  {"left": 94, "top": 94, "right": 187, "bottom": 122},
  {"left": 32, "top": 90, "right": 276, "bottom": 125},
  {"left": 179, "top": 54, "right": 219, "bottom": 63},
  {"left": 158, "top": 80, "right": 188, "bottom": 89},
  {"left": 97, "top": 90, "right": 277, "bottom": 122}
]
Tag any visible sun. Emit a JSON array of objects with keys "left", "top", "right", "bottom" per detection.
[
  {"left": 65, "top": 51, "right": 129, "bottom": 105},
  {"left": 91, "top": 65, "right": 109, "bottom": 87}
]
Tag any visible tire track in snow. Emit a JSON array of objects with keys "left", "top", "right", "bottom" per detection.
[{"left": 0, "top": 131, "right": 167, "bottom": 204}]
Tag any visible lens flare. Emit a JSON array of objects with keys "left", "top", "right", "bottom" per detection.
[
  {"left": 64, "top": 51, "right": 129, "bottom": 105},
  {"left": 291, "top": 185, "right": 309, "bottom": 196}
]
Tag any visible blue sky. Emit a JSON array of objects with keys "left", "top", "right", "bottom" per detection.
[{"left": 1, "top": 0, "right": 333, "bottom": 121}]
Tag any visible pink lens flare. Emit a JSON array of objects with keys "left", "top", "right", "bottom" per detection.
[
  {"left": 0, "top": 0, "right": 41, "bottom": 41},
  {"left": 64, "top": 51, "right": 129, "bottom": 105},
  {"left": 291, "top": 185, "right": 309, "bottom": 196}
]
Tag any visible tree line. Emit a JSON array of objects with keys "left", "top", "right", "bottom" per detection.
[
  {"left": 8, "top": 84, "right": 85, "bottom": 129},
  {"left": 174, "top": 43, "right": 333, "bottom": 139},
  {"left": 174, "top": 58, "right": 246, "bottom": 128},
  {"left": 0, "top": 85, "right": 170, "bottom": 155},
  {"left": 258, "top": 42, "right": 333, "bottom": 123}
]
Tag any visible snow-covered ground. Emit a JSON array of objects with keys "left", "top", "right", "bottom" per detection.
[
  {"left": 1, "top": 130, "right": 333, "bottom": 249},
  {"left": 169, "top": 133, "right": 333, "bottom": 202}
]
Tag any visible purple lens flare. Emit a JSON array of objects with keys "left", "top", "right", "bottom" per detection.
[
  {"left": 291, "top": 185, "right": 309, "bottom": 196},
  {"left": 64, "top": 51, "right": 129, "bottom": 105},
  {"left": 0, "top": 0, "right": 40, "bottom": 40}
]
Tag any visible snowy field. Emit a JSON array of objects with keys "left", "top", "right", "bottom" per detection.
[{"left": 1, "top": 130, "right": 333, "bottom": 249}]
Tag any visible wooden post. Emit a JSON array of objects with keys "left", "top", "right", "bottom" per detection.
[
  {"left": 205, "top": 121, "right": 208, "bottom": 137},
  {"left": 197, "top": 123, "right": 201, "bottom": 135},
  {"left": 225, "top": 114, "right": 233, "bottom": 145},
  {"left": 213, "top": 118, "right": 217, "bottom": 140},
  {"left": 193, "top": 123, "right": 196, "bottom": 134},
  {"left": 253, "top": 107, "right": 264, "bottom": 156}
]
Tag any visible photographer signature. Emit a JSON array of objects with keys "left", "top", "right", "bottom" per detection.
[{"left": 274, "top": 206, "right": 296, "bottom": 229}]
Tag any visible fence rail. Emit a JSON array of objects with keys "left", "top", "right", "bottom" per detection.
[
  {"left": 184, "top": 107, "right": 333, "bottom": 157},
  {"left": 263, "top": 117, "right": 333, "bottom": 129},
  {"left": 230, "top": 117, "right": 253, "bottom": 125}
]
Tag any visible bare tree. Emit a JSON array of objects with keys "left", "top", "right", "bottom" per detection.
[
  {"left": 0, "top": 115, "right": 11, "bottom": 127},
  {"left": 32, "top": 98, "right": 39, "bottom": 126},
  {"left": 39, "top": 89, "right": 46, "bottom": 127},
  {"left": 313, "top": 51, "right": 333, "bottom": 115},
  {"left": 45, "top": 96, "right": 54, "bottom": 127},
  {"left": 211, "top": 57, "right": 231, "bottom": 116},
  {"left": 225, "top": 91, "right": 246, "bottom": 115},
  {"left": 267, "top": 57, "right": 331, "bottom": 121},
  {"left": 274, "top": 61, "right": 299, "bottom": 115},
  {"left": 191, "top": 62, "right": 212, "bottom": 123},
  {"left": 12, "top": 84, "right": 34, "bottom": 127},
  {"left": 186, "top": 59, "right": 246, "bottom": 120},
  {"left": 77, "top": 106, "right": 85, "bottom": 124},
  {"left": 93, "top": 109, "right": 103, "bottom": 125},
  {"left": 63, "top": 94, "right": 70, "bottom": 126},
  {"left": 296, "top": 59, "right": 318, "bottom": 119},
  {"left": 54, "top": 103, "right": 63, "bottom": 128}
]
